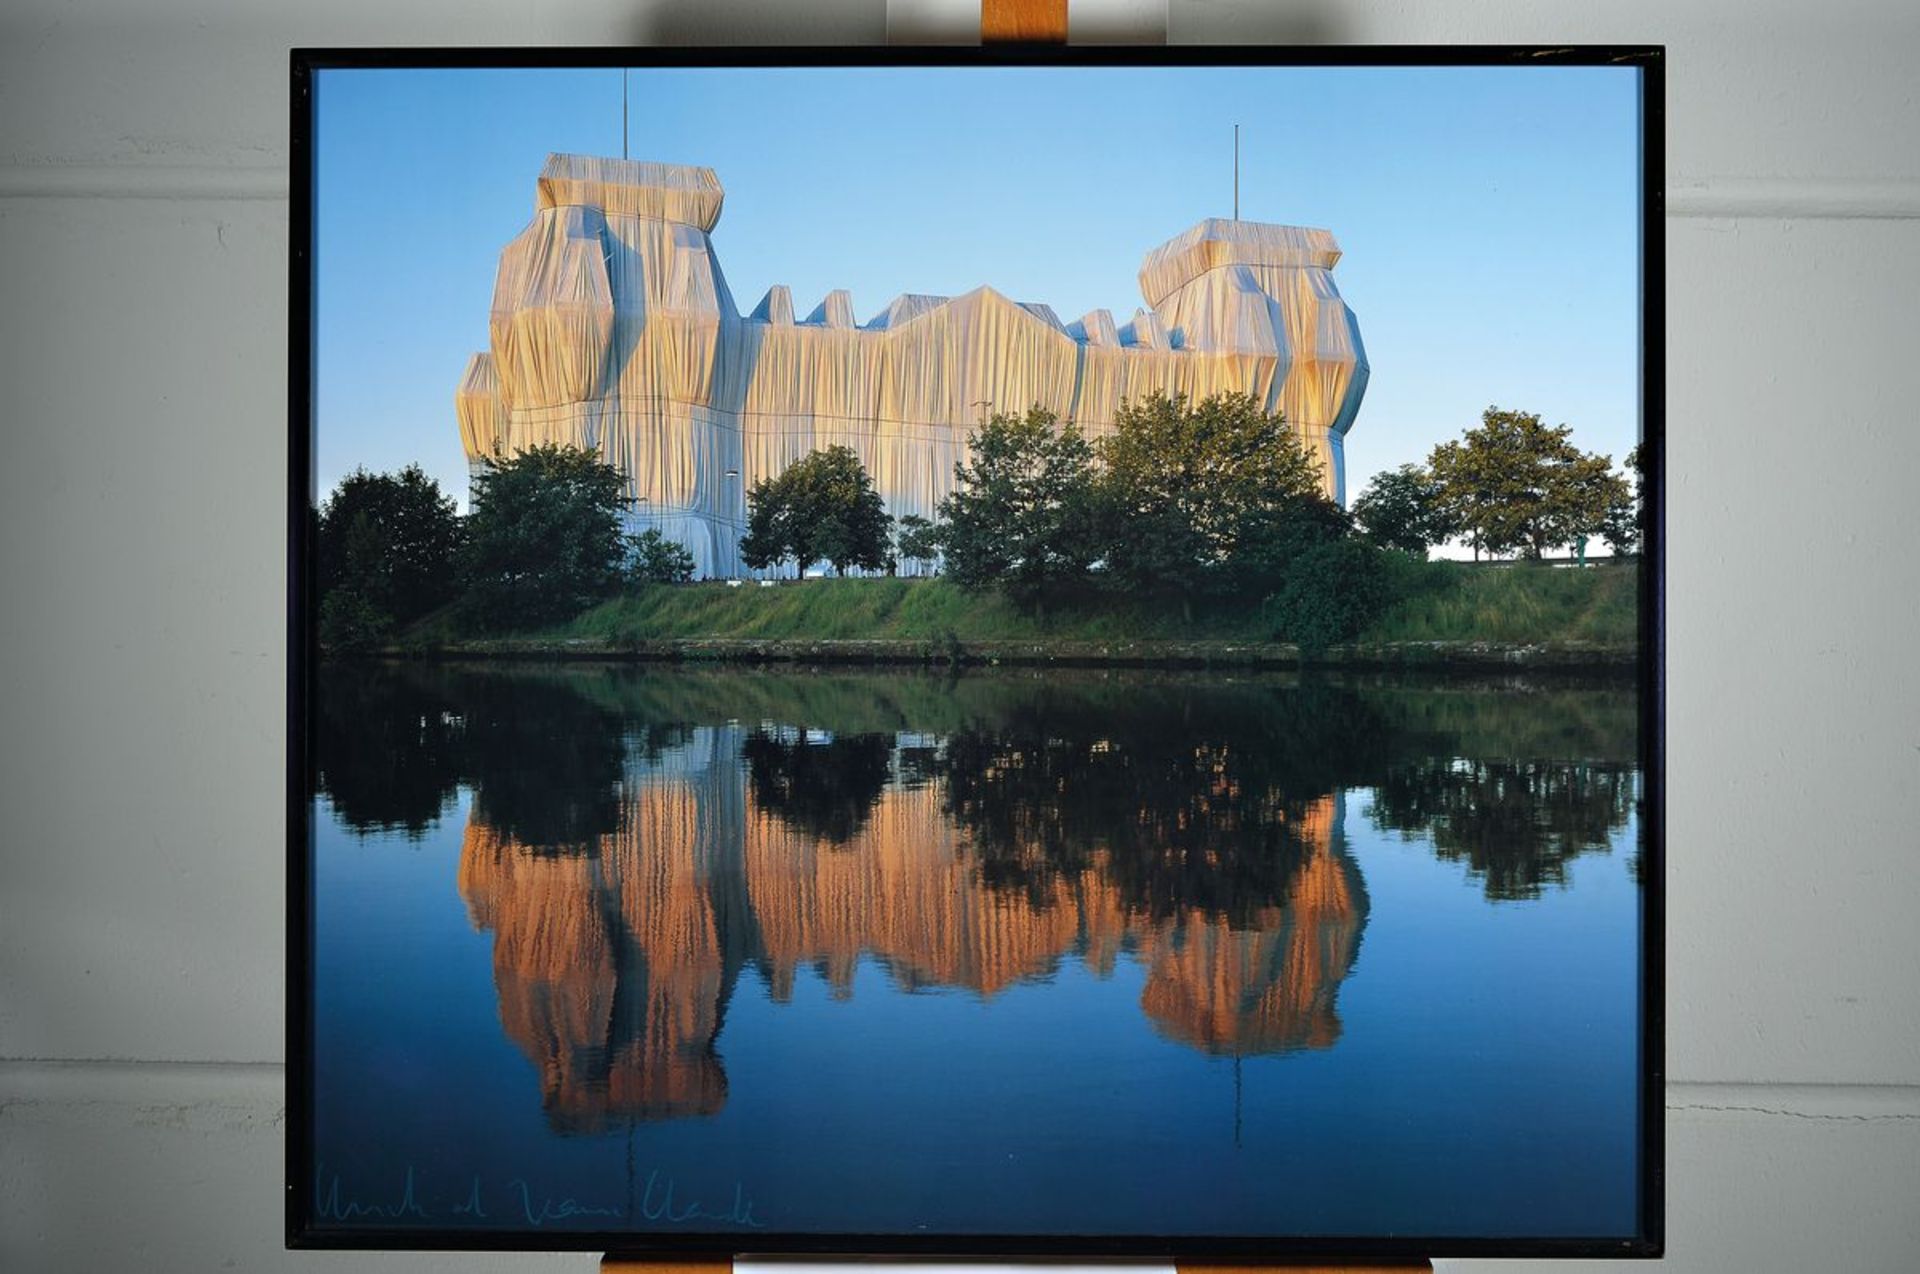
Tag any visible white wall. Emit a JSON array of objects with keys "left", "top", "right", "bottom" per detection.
[{"left": 2, "top": 1, "right": 1917, "bottom": 1270}]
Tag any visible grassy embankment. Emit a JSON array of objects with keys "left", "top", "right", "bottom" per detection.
[
  {"left": 516, "top": 559, "right": 1639, "bottom": 654},
  {"left": 1360, "top": 558, "right": 1638, "bottom": 645}
]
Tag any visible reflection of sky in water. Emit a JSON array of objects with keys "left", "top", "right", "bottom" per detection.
[{"left": 309, "top": 667, "right": 1641, "bottom": 1242}]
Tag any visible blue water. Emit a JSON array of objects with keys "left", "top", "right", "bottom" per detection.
[{"left": 306, "top": 664, "right": 1643, "bottom": 1241}]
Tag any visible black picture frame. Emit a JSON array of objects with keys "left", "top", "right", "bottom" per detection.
[{"left": 287, "top": 43, "right": 1665, "bottom": 1260}]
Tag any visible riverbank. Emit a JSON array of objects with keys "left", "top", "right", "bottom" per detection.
[
  {"left": 550, "top": 563, "right": 1635, "bottom": 647},
  {"left": 379, "top": 561, "right": 1639, "bottom": 670},
  {"left": 395, "top": 633, "right": 1634, "bottom": 672}
]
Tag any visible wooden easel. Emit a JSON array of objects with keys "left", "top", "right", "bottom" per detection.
[
  {"left": 608, "top": 6, "right": 1428, "bottom": 1271},
  {"left": 981, "top": 0, "right": 1069, "bottom": 42}
]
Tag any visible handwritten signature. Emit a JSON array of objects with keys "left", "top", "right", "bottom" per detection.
[
  {"left": 636, "top": 1170, "right": 762, "bottom": 1228},
  {"left": 313, "top": 1164, "right": 765, "bottom": 1229}
]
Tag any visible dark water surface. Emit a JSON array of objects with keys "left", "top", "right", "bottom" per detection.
[{"left": 307, "top": 662, "right": 1643, "bottom": 1241}]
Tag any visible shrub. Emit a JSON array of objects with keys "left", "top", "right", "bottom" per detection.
[
  {"left": 1263, "top": 538, "right": 1393, "bottom": 651},
  {"left": 318, "top": 587, "right": 393, "bottom": 653},
  {"left": 625, "top": 528, "right": 696, "bottom": 585}
]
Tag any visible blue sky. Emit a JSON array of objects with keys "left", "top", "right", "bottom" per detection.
[{"left": 314, "top": 63, "right": 1644, "bottom": 514}]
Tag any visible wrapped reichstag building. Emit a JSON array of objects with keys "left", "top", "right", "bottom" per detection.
[{"left": 455, "top": 154, "right": 1369, "bottom": 578}]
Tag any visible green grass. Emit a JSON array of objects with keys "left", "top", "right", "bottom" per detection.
[
  {"left": 535, "top": 560, "right": 1638, "bottom": 649},
  {"left": 1361, "top": 558, "right": 1639, "bottom": 645},
  {"left": 558, "top": 577, "right": 1274, "bottom": 644}
]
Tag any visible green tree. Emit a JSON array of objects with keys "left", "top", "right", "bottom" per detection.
[
  {"left": 625, "top": 528, "right": 696, "bottom": 585},
  {"left": 460, "top": 444, "right": 630, "bottom": 628},
  {"left": 895, "top": 514, "right": 943, "bottom": 575},
  {"left": 1600, "top": 442, "right": 1646, "bottom": 556},
  {"left": 1098, "top": 392, "right": 1328, "bottom": 612},
  {"left": 1428, "top": 407, "right": 1629, "bottom": 559},
  {"left": 316, "top": 464, "right": 462, "bottom": 636},
  {"left": 939, "top": 407, "right": 1102, "bottom": 611},
  {"left": 740, "top": 445, "right": 892, "bottom": 576},
  {"left": 739, "top": 477, "right": 790, "bottom": 575},
  {"left": 1352, "top": 463, "right": 1454, "bottom": 556}
]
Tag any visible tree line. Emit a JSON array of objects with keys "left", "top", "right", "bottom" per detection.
[
  {"left": 1351, "top": 406, "right": 1642, "bottom": 560},
  {"left": 926, "top": 393, "right": 1373, "bottom": 639},
  {"left": 317, "top": 395, "right": 1643, "bottom": 652},
  {"left": 728, "top": 392, "right": 1384, "bottom": 643},
  {"left": 315, "top": 444, "right": 693, "bottom": 650}
]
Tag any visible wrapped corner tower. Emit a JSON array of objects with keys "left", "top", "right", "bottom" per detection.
[{"left": 455, "top": 154, "right": 1369, "bottom": 578}]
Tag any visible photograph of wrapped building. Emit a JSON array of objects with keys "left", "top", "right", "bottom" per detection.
[
  {"left": 454, "top": 153, "right": 1369, "bottom": 578},
  {"left": 298, "top": 56, "right": 1657, "bottom": 1256}
]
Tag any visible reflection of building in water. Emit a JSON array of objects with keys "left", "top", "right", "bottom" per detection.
[
  {"left": 457, "top": 729, "right": 754, "bottom": 1132},
  {"left": 1136, "top": 797, "right": 1365, "bottom": 1055},
  {"left": 744, "top": 785, "right": 1126, "bottom": 1000},
  {"left": 456, "top": 728, "right": 1367, "bottom": 1131}
]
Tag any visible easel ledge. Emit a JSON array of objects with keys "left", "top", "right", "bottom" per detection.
[{"left": 602, "top": 1262, "right": 1432, "bottom": 1273}]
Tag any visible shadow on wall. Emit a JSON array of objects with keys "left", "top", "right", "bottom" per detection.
[
  {"left": 632, "top": 0, "right": 1363, "bottom": 45},
  {"left": 1167, "top": 2, "right": 1357, "bottom": 43},
  {"left": 638, "top": 0, "right": 886, "bottom": 45}
]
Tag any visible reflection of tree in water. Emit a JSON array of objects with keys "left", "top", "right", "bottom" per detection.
[
  {"left": 461, "top": 674, "right": 627, "bottom": 853},
  {"left": 324, "top": 663, "right": 1645, "bottom": 1130},
  {"left": 458, "top": 779, "right": 758, "bottom": 1132},
  {"left": 627, "top": 721, "right": 694, "bottom": 765},
  {"left": 1369, "top": 759, "right": 1636, "bottom": 900},
  {"left": 740, "top": 729, "right": 893, "bottom": 844},
  {"left": 314, "top": 663, "right": 463, "bottom": 837},
  {"left": 313, "top": 663, "right": 635, "bottom": 853},
  {"left": 932, "top": 682, "right": 1397, "bottom": 925}
]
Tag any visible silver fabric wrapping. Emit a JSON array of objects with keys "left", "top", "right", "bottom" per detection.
[{"left": 455, "top": 154, "right": 1369, "bottom": 578}]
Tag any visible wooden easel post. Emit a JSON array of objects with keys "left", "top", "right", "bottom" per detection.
[
  {"left": 602, "top": 1260, "right": 736, "bottom": 1274},
  {"left": 982, "top": 0, "right": 1069, "bottom": 42}
]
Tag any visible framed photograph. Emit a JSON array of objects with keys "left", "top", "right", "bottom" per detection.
[{"left": 289, "top": 46, "right": 1663, "bottom": 1260}]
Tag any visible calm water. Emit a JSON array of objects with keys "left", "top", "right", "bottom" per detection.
[{"left": 307, "top": 662, "right": 1644, "bottom": 1241}]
